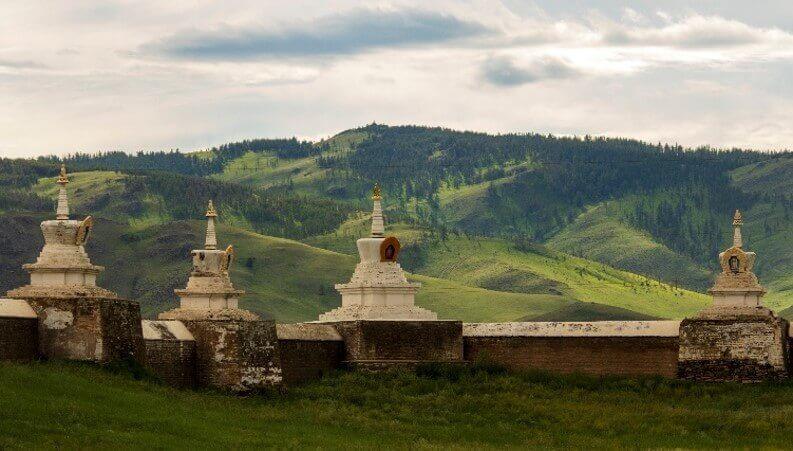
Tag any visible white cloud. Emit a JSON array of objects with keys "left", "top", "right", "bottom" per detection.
[
  {"left": 602, "top": 15, "right": 793, "bottom": 49},
  {"left": 1, "top": 1, "right": 793, "bottom": 156},
  {"left": 621, "top": 8, "right": 644, "bottom": 24}
]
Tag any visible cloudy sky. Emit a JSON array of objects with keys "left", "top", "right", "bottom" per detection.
[{"left": 2, "top": 1, "right": 793, "bottom": 157}]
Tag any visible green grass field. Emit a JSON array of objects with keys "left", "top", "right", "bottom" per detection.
[{"left": 2, "top": 361, "right": 793, "bottom": 449}]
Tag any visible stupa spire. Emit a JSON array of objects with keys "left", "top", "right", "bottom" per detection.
[
  {"left": 370, "top": 183, "right": 384, "bottom": 237},
  {"left": 56, "top": 164, "right": 70, "bottom": 220},
  {"left": 205, "top": 200, "right": 218, "bottom": 250},
  {"left": 732, "top": 209, "right": 743, "bottom": 248}
]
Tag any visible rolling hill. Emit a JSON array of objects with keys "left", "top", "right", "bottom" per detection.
[
  {"left": 4, "top": 124, "right": 793, "bottom": 320},
  {"left": 0, "top": 209, "right": 706, "bottom": 322}
]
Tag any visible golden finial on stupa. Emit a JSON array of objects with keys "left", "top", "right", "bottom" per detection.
[
  {"left": 733, "top": 209, "right": 743, "bottom": 227},
  {"left": 372, "top": 183, "right": 382, "bottom": 201},
  {"left": 57, "top": 164, "right": 68, "bottom": 185},
  {"left": 206, "top": 200, "right": 218, "bottom": 217}
]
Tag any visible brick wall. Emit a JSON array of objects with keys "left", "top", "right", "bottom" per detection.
[
  {"left": 464, "top": 336, "right": 680, "bottom": 377},
  {"left": 143, "top": 339, "right": 195, "bottom": 388},
  {"left": 278, "top": 339, "right": 344, "bottom": 385},
  {"left": 333, "top": 320, "right": 464, "bottom": 363},
  {"left": 0, "top": 317, "right": 37, "bottom": 361}
]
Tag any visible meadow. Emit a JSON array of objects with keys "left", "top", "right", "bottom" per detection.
[{"left": 1, "top": 361, "right": 792, "bottom": 449}]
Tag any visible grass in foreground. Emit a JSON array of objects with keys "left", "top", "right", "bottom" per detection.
[{"left": 2, "top": 361, "right": 793, "bottom": 449}]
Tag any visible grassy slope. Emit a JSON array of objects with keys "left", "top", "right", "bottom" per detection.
[
  {"left": 305, "top": 217, "right": 708, "bottom": 319},
  {"left": 82, "top": 219, "right": 570, "bottom": 323},
  {"left": 213, "top": 150, "right": 329, "bottom": 192},
  {"left": 548, "top": 202, "right": 713, "bottom": 292},
  {"left": 524, "top": 302, "right": 660, "bottom": 321},
  {"left": 730, "top": 156, "right": 793, "bottom": 196},
  {"left": 3, "top": 362, "right": 793, "bottom": 449},
  {"left": 85, "top": 219, "right": 355, "bottom": 322},
  {"left": 436, "top": 164, "right": 528, "bottom": 229},
  {"left": 414, "top": 236, "right": 708, "bottom": 319}
]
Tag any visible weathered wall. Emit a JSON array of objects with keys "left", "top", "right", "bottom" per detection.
[
  {"left": 182, "top": 319, "right": 283, "bottom": 392},
  {"left": 20, "top": 297, "right": 143, "bottom": 363},
  {"left": 464, "top": 322, "right": 681, "bottom": 378},
  {"left": 332, "top": 320, "right": 463, "bottom": 366},
  {"left": 678, "top": 316, "right": 789, "bottom": 382},
  {"left": 277, "top": 323, "right": 344, "bottom": 385},
  {"left": 0, "top": 317, "right": 38, "bottom": 361},
  {"left": 0, "top": 299, "right": 38, "bottom": 361},
  {"left": 142, "top": 320, "right": 195, "bottom": 388},
  {"left": 144, "top": 340, "right": 196, "bottom": 388}
]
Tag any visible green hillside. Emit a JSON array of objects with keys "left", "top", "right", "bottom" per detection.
[
  {"left": 548, "top": 202, "right": 713, "bottom": 292},
  {"left": 101, "top": 219, "right": 703, "bottom": 322},
  {"left": 525, "top": 302, "right": 660, "bottom": 321},
  {"left": 7, "top": 124, "right": 793, "bottom": 321},
  {"left": 731, "top": 156, "right": 793, "bottom": 196},
  {"left": 0, "top": 212, "right": 571, "bottom": 322},
  {"left": 194, "top": 125, "right": 791, "bottom": 306},
  {"left": 302, "top": 217, "right": 707, "bottom": 320},
  {"left": 4, "top": 361, "right": 793, "bottom": 449},
  {"left": 409, "top": 236, "right": 708, "bottom": 319}
]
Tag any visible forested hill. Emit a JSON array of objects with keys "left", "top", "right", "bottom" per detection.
[
  {"left": 5, "top": 124, "right": 793, "bottom": 313},
  {"left": 47, "top": 124, "right": 789, "bottom": 260}
]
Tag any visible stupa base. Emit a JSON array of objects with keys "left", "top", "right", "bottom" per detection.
[
  {"left": 318, "top": 305, "right": 438, "bottom": 322},
  {"left": 4, "top": 291, "right": 143, "bottom": 363},
  {"left": 161, "top": 314, "right": 283, "bottom": 392},
  {"left": 678, "top": 312, "right": 789, "bottom": 382}
]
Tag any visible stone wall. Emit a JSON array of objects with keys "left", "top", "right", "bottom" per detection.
[
  {"left": 142, "top": 320, "right": 195, "bottom": 388},
  {"left": 463, "top": 322, "right": 681, "bottom": 377},
  {"left": 331, "top": 320, "right": 463, "bottom": 368},
  {"left": 0, "top": 299, "right": 38, "bottom": 361},
  {"left": 182, "top": 319, "right": 283, "bottom": 392},
  {"left": 277, "top": 323, "right": 344, "bottom": 385},
  {"left": 678, "top": 315, "right": 789, "bottom": 382},
  {"left": 0, "top": 317, "right": 38, "bottom": 361},
  {"left": 19, "top": 296, "right": 143, "bottom": 363}
]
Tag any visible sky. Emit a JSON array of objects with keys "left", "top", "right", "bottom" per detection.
[{"left": 2, "top": 1, "right": 793, "bottom": 157}]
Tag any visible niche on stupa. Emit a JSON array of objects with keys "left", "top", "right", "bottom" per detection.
[{"left": 380, "top": 236, "right": 401, "bottom": 262}]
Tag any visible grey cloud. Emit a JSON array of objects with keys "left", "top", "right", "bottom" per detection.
[
  {"left": 481, "top": 55, "right": 579, "bottom": 87},
  {"left": 143, "top": 9, "right": 490, "bottom": 60},
  {"left": 0, "top": 58, "right": 47, "bottom": 69}
]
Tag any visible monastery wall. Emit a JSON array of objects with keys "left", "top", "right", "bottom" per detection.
[
  {"left": 1, "top": 176, "right": 790, "bottom": 388},
  {"left": 276, "top": 323, "right": 345, "bottom": 385},
  {"left": 463, "top": 322, "right": 681, "bottom": 378},
  {"left": 0, "top": 300, "right": 38, "bottom": 361},
  {"left": 142, "top": 320, "right": 196, "bottom": 388}
]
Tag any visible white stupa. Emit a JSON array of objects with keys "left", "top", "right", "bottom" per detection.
[
  {"left": 319, "top": 184, "right": 437, "bottom": 321},
  {"left": 160, "top": 200, "right": 256, "bottom": 321},
  {"left": 700, "top": 209, "right": 769, "bottom": 317},
  {"left": 8, "top": 164, "right": 114, "bottom": 298}
]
